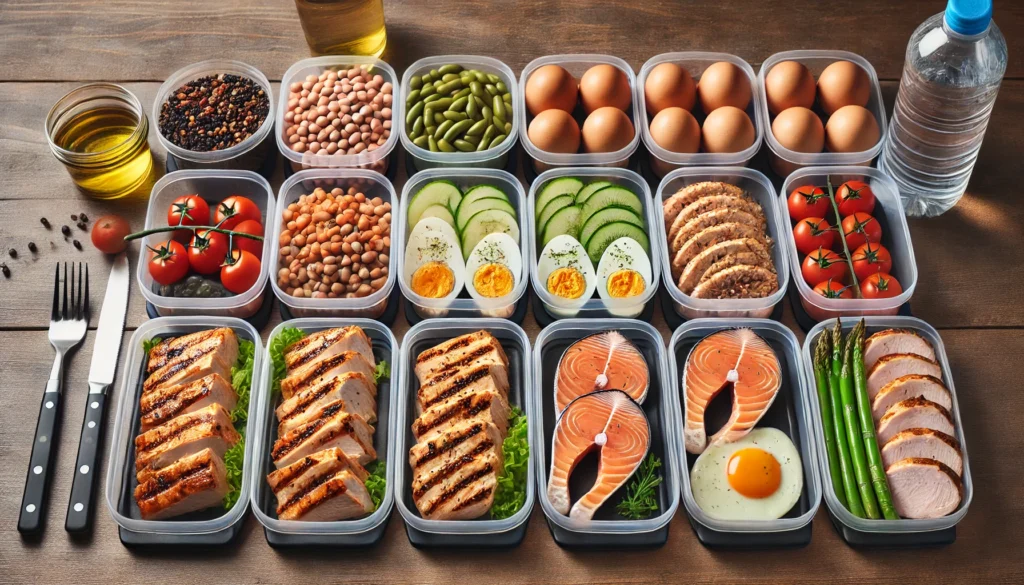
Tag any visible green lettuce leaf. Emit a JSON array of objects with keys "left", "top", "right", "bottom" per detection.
[
  {"left": 373, "top": 359, "right": 390, "bottom": 383},
  {"left": 364, "top": 460, "right": 387, "bottom": 511},
  {"left": 223, "top": 337, "right": 256, "bottom": 509},
  {"left": 269, "top": 327, "right": 306, "bottom": 396},
  {"left": 490, "top": 407, "right": 529, "bottom": 519},
  {"left": 141, "top": 336, "right": 162, "bottom": 354},
  {"left": 222, "top": 436, "right": 245, "bottom": 510}
]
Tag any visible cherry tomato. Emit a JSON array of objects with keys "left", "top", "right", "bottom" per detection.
[
  {"left": 168, "top": 194, "right": 210, "bottom": 242},
  {"left": 90, "top": 214, "right": 131, "bottom": 255},
  {"left": 787, "top": 185, "right": 830, "bottom": 222},
  {"left": 835, "top": 180, "right": 876, "bottom": 216},
  {"left": 841, "top": 212, "right": 882, "bottom": 249},
  {"left": 148, "top": 240, "right": 189, "bottom": 286},
  {"left": 220, "top": 249, "right": 262, "bottom": 294},
  {"left": 214, "top": 195, "right": 261, "bottom": 230},
  {"left": 851, "top": 242, "right": 893, "bottom": 281},
  {"left": 793, "top": 217, "right": 835, "bottom": 256},
  {"left": 188, "top": 229, "right": 230, "bottom": 275},
  {"left": 813, "top": 278, "right": 853, "bottom": 299},
  {"left": 861, "top": 272, "right": 903, "bottom": 299},
  {"left": 231, "top": 219, "right": 264, "bottom": 260},
  {"left": 802, "top": 248, "right": 848, "bottom": 286}
]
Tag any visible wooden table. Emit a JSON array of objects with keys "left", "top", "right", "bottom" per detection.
[{"left": 1, "top": 0, "right": 1022, "bottom": 582}]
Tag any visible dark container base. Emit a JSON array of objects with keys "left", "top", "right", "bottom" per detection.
[
  {"left": 283, "top": 148, "right": 399, "bottom": 182},
  {"left": 522, "top": 147, "right": 638, "bottom": 185},
  {"left": 278, "top": 284, "right": 401, "bottom": 326},
  {"left": 545, "top": 518, "right": 668, "bottom": 549},
  {"left": 530, "top": 289, "right": 655, "bottom": 327},
  {"left": 405, "top": 144, "right": 518, "bottom": 178},
  {"left": 264, "top": 513, "right": 391, "bottom": 548},
  {"left": 404, "top": 294, "right": 527, "bottom": 326},
  {"left": 404, "top": 518, "right": 529, "bottom": 549},
  {"left": 119, "top": 520, "right": 243, "bottom": 548},
  {"left": 685, "top": 514, "right": 811, "bottom": 549},
  {"left": 826, "top": 508, "right": 956, "bottom": 548},
  {"left": 146, "top": 283, "right": 275, "bottom": 330},
  {"left": 788, "top": 284, "right": 912, "bottom": 333},
  {"left": 659, "top": 286, "right": 785, "bottom": 331}
]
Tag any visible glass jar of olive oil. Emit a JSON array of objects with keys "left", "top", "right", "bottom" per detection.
[
  {"left": 293, "top": 0, "right": 387, "bottom": 57},
  {"left": 46, "top": 84, "right": 154, "bottom": 200}
]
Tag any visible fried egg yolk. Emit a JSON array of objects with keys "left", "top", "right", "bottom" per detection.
[
  {"left": 411, "top": 261, "right": 455, "bottom": 298},
  {"left": 547, "top": 267, "right": 586, "bottom": 299},
  {"left": 606, "top": 269, "right": 646, "bottom": 298},
  {"left": 727, "top": 447, "right": 782, "bottom": 499},
  {"left": 473, "top": 263, "right": 514, "bottom": 298}
]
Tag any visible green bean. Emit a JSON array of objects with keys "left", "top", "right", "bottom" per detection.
[
  {"left": 406, "top": 101, "right": 424, "bottom": 125},
  {"left": 489, "top": 134, "right": 507, "bottom": 148},
  {"left": 476, "top": 136, "right": 491, "bottom": 151},
  {"left": 443, "top": 119, "right": 474, "bottom": 143},
  {"left": 429, "top": 97, "right": 453, "bottom": 110},
  {"left": 503, "top": 92, "right": 512, "bottom": 104},
  {"left": 434, "top": 119, "right": 454, "bottom": 141},
  {"left": 437, "top": 138, "right": 456, "bottom": 152},
  {"left": 493, "top": 95, "right": 507, "bottom": 122},
  {"left": 504, "top": 121, "right": 512, "bottom": 134},
  {"left": 427, "top": 135, "right": 439, "bottom": 152},
  {"left": 493, "top": 118, "right": 508, "bottom": 136},
  {"left": 481, "top": 125, "right": 496, "bottom": 145},
  {"left": 460, "top": 75, "right": 474, "bottom": 87},
  {"left": 410, "top": 76, "right": 423, "bottom": 90},
  {"left": 449, "top": 96, "right": 469, "bottom": 112},
  {"left": 420, "top": 74, "right": 433, "bottom": 87},
  {"left": 474, "top": 71, "right": 489, "bottom": 83},
  {"left": 439, "top": 64, "right": 463, "bottom": 75},
  {"left": 481, "top": 105, "right": 492, "bottom": 124},
  {"left": 441, "top": 73, "right": 460, "bottom": 83},
  {"left": 443, "top": 110, "right": 467, "bottom": 122},
  {"left": 410, "top": 116, "right": 424, "bottom": 139},
  {"left": 406, "top": 89, "right": 421, "bottom": 105},
  {"left": 419, "top": 84, "right": 436, "bottom": 98},
  {"left": 436, "top": 79, "right": 463, "bottom": 95},
  {"left": 496, "top": 81, "right": 508, "bottom": 93},
  {"left": 425, "top": 125, "right": 437, "bottom": 136},
  {"left": 470, "top": 81, "right": 485, "bottom": 97},
  {"left": 454, "top": 139, "right": 476, "bottom": 152},
  {"left": 487, "top": 73, "right": 501, "bottom": 84},
  {"left": 453, "top": 87, "right": 472, "bottom": 100},
  {"left": 463, "top": 134, "right": 481, "bottom": 145},
  {"left": 466, "top": 97, "right": 479, "bottom": 120},
  {"left": 429, "top": 69, "right": 441, "bottom": 81},
  {"left": 422, "top": 93, "right": 441, "bottom": 105},
  {"left": 485, "top": 83, "right": 498, "bottom": 96},
  {"left": 473, "top": 95, "right": 487, "bottom": 109},
  {"left": 433, "top": 113, "right": 445, "bottom": 125},
  {"left": 466, "top": 119, "right": 489, "bottom": 136},
  {"left": 413, "top": 135, "right": 429, "bottom": 148}
]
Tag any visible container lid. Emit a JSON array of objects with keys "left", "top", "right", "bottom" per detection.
[{"left": 945, "top": 0, "right": 992, "bottom": 36}]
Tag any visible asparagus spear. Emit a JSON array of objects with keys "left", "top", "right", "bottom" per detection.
[
  {"left": 813, "top": 332, "right": 847, "bottom": 509},
  {"left": 840, "top": 323, "right": 880, "bottom": 519},
  {"left": 851, "top": 320, "right": 900, "bottom": 519},
  {"left": 830, "top": 321, "right": 865, "bottom": 517}
]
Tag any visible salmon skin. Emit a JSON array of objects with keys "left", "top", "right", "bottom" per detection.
[
  {"left": 548, "top": 390, "right": 650, "bottom": 521},
  {"left": 683, "top": 328, "right": 781, "bottom": 454},
  {"left": 554, "top": 331, "right": 649, "bottom": 413}
]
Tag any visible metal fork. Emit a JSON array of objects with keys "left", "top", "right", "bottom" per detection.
[{"left": 18, "top": 263, "right": 89, "bottom": 535}]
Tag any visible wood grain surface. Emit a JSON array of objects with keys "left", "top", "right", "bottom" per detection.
[{"left": 0, "top": 0, "right": 1022, "bottom": 582}]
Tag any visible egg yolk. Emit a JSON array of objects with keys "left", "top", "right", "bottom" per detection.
[
  {"left": 606, "top": 269, "right": 646, "bottom": 298},
  {"left": 410, "top": 262, "right": 454, "bottom": 298},
  {"left": 727, "top": 448, "right": 782, "bottom": 499},
  {"left": 473, "top": 263, "right": 514, "bottom": 298},
  {"left": 547, "top": 267, "right": 586, "bottom": 299}
]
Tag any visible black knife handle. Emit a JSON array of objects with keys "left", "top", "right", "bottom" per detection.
[
  {"left": 65, "top": 392, "right": 107, "bottom": 533},
  {"left": 18, "top": 392, "right": 63, "bottom": 535}
]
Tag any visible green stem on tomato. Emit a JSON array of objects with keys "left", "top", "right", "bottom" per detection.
[
  {"left": 123, "top": 225, "right": 263, "bottom": 242},
  {"left": 826, "top": 176, "right": 862, "bottom": 298}
]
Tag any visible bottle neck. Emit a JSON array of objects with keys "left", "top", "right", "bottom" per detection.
[{"left": 942, "top": 13, "right": 990, "bottom": 41}]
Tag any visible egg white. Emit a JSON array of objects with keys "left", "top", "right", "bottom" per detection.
[
  {"left": 536, "top": 235, "right": 596, "bottom": 317},
  {"left": 403, "top": 217, "right": 465, "bottom": 301},
  {"left": 464, "top": 232, "right": 522, "bottom": 302},
  {"left": 596, "top": 237, "right": 652, "bottom": 317}
]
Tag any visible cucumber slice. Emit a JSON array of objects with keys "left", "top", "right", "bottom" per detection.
[
  {"left": 579, "top": 207, "right": 644, "bottom": 248},
  {"left": 461, "top": 209, "right": 519, "bottom": 260},
  {"left": 535, "top": 177, "right": 583, "bottom": 219},
  {"left": 456, "top": 197, "right": 516, "bottom": 232},
  {"left": 585, "top": 222, "right": 650, "bottom": 264},
  {"left": 540, "top": 205, "right": 582, "bottom": 250},
  {"left": 536, "top": 194, "right": 575, "bottom": 236},
  {"left": 409, "top": 180, "right": 462, "bottom": 227},
  {"left": 579, "top": 185, "right": 643, "bottom": 229},
  {"left": 419, "top": 204, "right": 457, "bottom": 230},
  {"left": 459, "top": 185, "right": 509, "bottom": 210},
  {"left": 575, "top": 181, "right": 613, "bottom": 205}
]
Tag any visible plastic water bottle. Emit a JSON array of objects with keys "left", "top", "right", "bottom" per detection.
[{"left": 879, "top": 0, "right": 1007, "bottom": 217}]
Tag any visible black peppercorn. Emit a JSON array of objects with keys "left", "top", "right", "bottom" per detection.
[
  {"left": 28, "top": 242, "right": 37, "bottom": 253},
  {"left": 1, "top": 263, "right": 9, "bottom": 278},
  {"left": 79, "top": 213, "right": 88, "bottom": 222},
  {"left": 77, "top": 222, "right": 87, "bottom": 231},
  {"left": 8, "top": 248, "right": 16, "bottom": 258},
  {"left": 61, "top": 225, "right": 71, "bottom": 236},
  {"left": 71, "top": 214, "right": 79, "bottom": 221},
  {"left": 158, "top": 73, "right": 269, "bottom": 152},
  {"left": 73, "top": 240, "right": 82, "bottom": 250},
  {"left": 40, "top": 217, "right": 50, "bottom": 228}
]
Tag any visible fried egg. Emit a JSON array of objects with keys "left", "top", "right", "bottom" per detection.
[
  {"left": 403, "top": 217, "right": 465, "bottom": 301},
  {"left": 536, "top": 235, "right": 596, "bottom": 317},
  {"left": 465, "top": 232, "right": 522, "bottom": 301},
  {"left": 596, "top": 237, "right": 652, "bottom": 317}
]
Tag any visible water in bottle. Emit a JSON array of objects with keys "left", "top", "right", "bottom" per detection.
[{"left": 879, "top": 0, "right": 1007, "bottom": 217}]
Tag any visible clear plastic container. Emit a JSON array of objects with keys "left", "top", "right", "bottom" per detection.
[
  {"left": 656, "top": 167, "right": 789, "bottom": 320},
  {"left": 638, "top": 53, "right": 765, "bottom": 177},
  {"left": 395, "top": 168, "right": 528, "bottom": 320},
  {"left": 153, "top": 60, "right": 276, "bottom": 173},
  {"left": 532, "top": 319, "right": 681, "bottom": 547},
  {"left": 670, "top": 318, "right": 821, "bottom": 548},
  {"left": 802, "top": 317, "right": 973, "bottom": 546},
  {"left": 399, "top": 56, "right": 520, "bottom": 172},
  {"left": 271, "top": 169, "right": 398, "bottom": 318},
  {"left": 137, "top": 170, "right": 274, "bottom": 318},
  {"left": 781, "top": 166, "right": 918, "bottom": 323},
  {"left": 527, "top": 167, "right": 661, "bottom": 320},
  {"left": 249, "top": 318, "right": 397, "bottom": 546},
  {"left": 394, "top": 318, "right": 535, "bottom": 547},
  {"left": 105, "top": 317, "right": 261, "bottom": 545},
  {"left": 276, "top": 56, "right": 401, "bottom": 175},
  {"left": 518, "top": 55, "right": 642, "bottom": 174},
  {"left": 757, "top": 51, "right": 888, "bottom": 176}
]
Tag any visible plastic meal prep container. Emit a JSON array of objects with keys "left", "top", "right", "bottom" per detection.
[
  {"left": 518, "top": 54, "right": 642, "bottom": 175},
  {"left": 277, "top": 56, "right": 400, "bottom": 175},
  {"left": 656, "top": 166, "right": 789, "bottom": 321},
  {"left": 154, "top": 60, "right": 276, "bottom": 173},
  {"left": 527, "top": 167, "right": 661, "bottom": 321},
  {"left": 757, "top": 50, "right": 887, "bottom": 177},
  {"left": 399, "top": 55, "right": 520, "bottom": 172},
  {"left": 138, "top": 170, "right": 274, "bottom": 318},
  {"left": 670, "top": 319, "right": 821, "bottom": 548},
  {"left": 782, "top": 166, "right": 917, "bottom": 323},
  {"left": 638, "top": 53, "right": 765, "bottom": 177},
  {"left": 271, "top": 169, "right": 399, "bottom": 319},
  {"left": 105, "top": 317, "right": 261, "bottom": 546},
  {"left": 396, "top": 168, "right": 528, "bottom": 320},
  {"left": 394, "top": 318, "right": 535, "bottom": 548},
  {"left": 533, "top": 319, "right": 681, "bottom": 548},
  {"left": 250, "top": 318, "right": 397, "bottom": 547},
  {"left": 802, "top": 317, "right": 972, "bottom": 546}
]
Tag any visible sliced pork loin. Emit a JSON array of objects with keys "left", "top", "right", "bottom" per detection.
[
  {"left": 416, "top": 362, "right": 510, "bottom": 413},
  {"left": 134, "top": 448, "right": 230, "bottom": 520},
  {"left": 412, "top": 388, "right": 511, "bottom": 443},
  {"left": 867, "top": 354, "right": 942, "bottom": 399},
  {"left": 882, "top": 429, "right": 963, "bottom": 476},
  {"left": 886, "top": 457, "right": 962, "bottom": 519},
  {"left": 864, "top": 328, "right": 935, "bottom": 370},
  {"left": 271, "top": 400, "right": 376, "bottom": 468},
  {"left": 134, "top": 403, "right": 240, "bottom": 482},
  {"left": 268, "top": 448, "right": 373, "bottom": 521},
  {"left": 413, "top": 330, "right": 508, "bottom": 385},
  {"left": 871, "top": 374, "right": 952, "bottom": 422},
  {"left": 275, "top": 371, "right": 377, "bottom": 435},
  {"left": 284, "top": 326, "right": 376, "bottom": 377},
  {"left": 279, "top": 350, "right": 375, "bottom": 400},
  {"left": 139, "top": 373, "right": 237, "bottom": 431},
  {"left": 876, "top": 397, "right": 955, "bottom": 445}
]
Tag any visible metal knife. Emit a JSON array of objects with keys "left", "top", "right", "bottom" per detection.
[{"left": 65, "top": 252, "right": 129, "bottom": 533}]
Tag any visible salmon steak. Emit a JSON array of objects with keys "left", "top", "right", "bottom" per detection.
[
  {"left": 683, "top": 328, "right": 781, "bottom": 454},
  {"left": 548, "top": 390, "right": 650, "bottom": 521},
  {"left": 554, "top": 331, "right": 649, "bottom": 413}
]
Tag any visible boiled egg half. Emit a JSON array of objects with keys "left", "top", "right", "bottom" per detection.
[
  {"left": 596, "top": 237, "right": 652, "bottom": 317},
  {"left": 537, "top": 234, "right": 596, "bottom": 317},
  {"left": 404, "top": 217, "right": 465, "bottom": 301},
  {"left": 465, "top": 232, "right": 522, "bottom": 301}
]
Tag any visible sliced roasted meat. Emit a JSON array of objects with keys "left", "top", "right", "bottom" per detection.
[
  {"left": 677, "top": 238, "right": 772, "bottom": 294},
  {"left": 279, "top": 350, "right": 375, "bottom": 400},
  {"left": 882, "top": 429, "right": 963, "bottom": 476},
  {"left": 876, "top": 397, "right": 955, "bottom": 444},
  {"left": 414, "top": 330, "right": 508, "bottom": 384},
  {"left": 268, "top": 448, "right": 373, "bottom": 521},
  {"left": 412, "top": 388, "right": 511, "bottom": 443},
  {"left": 886, "top": 457, "right": 962, "bottom": 519},
  {"left": 863, "top": 328, "right": 936, "bottom": 370},
  {"left": 284, "top": 326, "right": 376, "bottom": 377},
  {"left": 867, "top": 354, "right": 942, "bottom": 399},
  {"left": 670, "top": 208, "right": 766, "bottom": 258},
  {"left": 691, "top": 264, "right": 779, "bottom": 300},
  {"left": 668, "top": 193, "right": 765, "bottom": 246},
  {"left": 271, "top": 400, "right": 376, "bottom": 468},
  {"left": 672, "top": 222, "right": 769, "bottom": 279},
  {"left": 871, "top": 374, "right": 952, "bottom": 422},
  {"left": 139, "top": 373, "right": 237, "bottom": 431},
  {"left": 416, "top": 362, "right": 510, "bottom": 413},
  {"left": 134, "top": 403, "right": 240, "bottom": 482},
  {"left": 409, "top": 420, "right": 504, "bottom": 521},
  {"left": 134, "top": 448, "right": 229, "bottom": 520},
  {"left": 697, "top": 251, "right": 767, "bottom": 284},
  {"left": 663, "top": 181, "right": 745, "bottom": 232},
  {"left": 146, "top": 327, "right": 238, "bottom": 375},
  {"left": 276, "top": 371, "right": 377, "bottom": 435}
]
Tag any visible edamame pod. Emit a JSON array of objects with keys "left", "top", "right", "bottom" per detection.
[
  {"left": 474, "top": 71, "right": 489, "bottom": 83},
  {"left": 432, "top": 113, "right": 445, "bottom": 125},
  {"left": 470, "top": 81, "right": 485, "bottom": 97},
  {"left": 425, "top": 125, "right": 437, "bottom": 136},
  {"left": 436, "top": 79, "right": 463, "bottom": 95},
  {"left": 492, "top": 95, "right": 506, "bottom": 121},
  {"left": 466, "top": 119, "right": 488, "bottom": 136},
  {"left": 481, "top": 125, "right": 496, "bottom": 144},
  {"left": 430, "top": 97, "right": 453, "bottom": 110},
  {"left": 429, "top": 69, "right": 441, "bottom": 81},
  {"left": 406, "top": 89, "right": 421, "bottom": 105},
  {"left": 411, "top": 116, "right": 424, "bottom": 139},
  {"left": 413, "top": 135, "right": 429, "bottom": 148},
  {"left": 434, "top": 119, "right": 454, "bottom": 141},
  {"left": 422, "top": 93, "right": 441, "bottom": 104},
  {"left": 441, "top": 73, "right": 460, "bottom": 83},
  {"left": 420, "top": 74, "right": 432, "bottom": 87},
  {"left": 419, "top": 84, "right": 436, "bottom": 98},
  {"left": 487, "top": 73, "right": 501, "bottom": 84},
  {"left": 428, "top": 135, "right": 439, "bottom": 152},
  {"left": 410, "top": 76, "right": 423, "bottom": 90},
  {"left": 443, "top": 119, "right": 474, "bottom": 143},
  {"left": 466, "top": 97, "right": 479, "bottom": 120},
  {"left": 406, "top": 101, "right": 424, "bottom": 125},
  {"left": 443, "top": 111, "right": 467, "bottom": 122},
  {"left": 485, "top": 83, "right": 498, "bottom": 96},
  {"left": 489, "top": 134, "right": 507, "bottom": 148},
  {"left": 481, "top": 105, "right": 492, "bottom": 124},
  {"left": 504, "top": 121, "right": 512, "bottom": 134},
  {"left": 476, "top": 136, "right": 491, "bottom": 151},
  {"left": 496, "top": 81, "right": 508, "bottom": 93},
  {"left": 463, "top": 134, "right": 481, "bottom": 145},
  {"left": 449, "top": 96, "right": 469, "bottom": 112},
  {"left": 453, "top": 87, "right": 472, "bottom": 100},
  {"left": 454, "top": 139, "right": 475, "bottom": 152},
  {"left": 439, "top": 64, "right": 463, "bottom": 75},
  {"left": 437, "top": 138, "right": 456, "bottom": 152}
]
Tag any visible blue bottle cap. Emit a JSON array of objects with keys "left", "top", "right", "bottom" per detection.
[{"left": 945, "top": 0, "right": 992, "bottom": 36}]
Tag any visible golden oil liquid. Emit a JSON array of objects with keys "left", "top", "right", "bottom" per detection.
[
  {"left": 294, "top": 0, "right": 387, "bottom": 57},
  {"left": 52, "top": 106, "right": 153, "bottom": 199}
]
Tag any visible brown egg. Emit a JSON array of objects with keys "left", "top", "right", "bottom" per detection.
[
  {"left": 528, "top": 109, "right": 581, "bottom": 153},
  {"left": 697, "top": 61, "right": 752, "bottom": 113},
  {"left": 582, "top": 106, "right": 634, "bottom": 153},
  {"left": 701, "top": 106, "right": 755, "bottom": 153},
  {"left": 765, "top": 61, "right": 816, "bottom": 115},
  {"left": 644, "top": 62, "right": 695, "bottom": 115},
  {"left": 649, "top": 107, "right": 700, "bottom": 153},
  {"left": 525, "top": 65, "right": 578, "bottom": 116},
  {"left": 817, "top": 60, "right": 871, "bottom": 115},
  {"left": 771, "top": 106, "right": 824, "bottom": 153},
  {"left": 825, "top": 105, "right": 880, "bottom": 153},
  {"left": 579, "top": 64, "right": 632, "bottom": 114}
]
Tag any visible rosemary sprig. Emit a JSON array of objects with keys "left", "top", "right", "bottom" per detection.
[{"left": 616, "top": 454, "right": 663, "bottom": 520}]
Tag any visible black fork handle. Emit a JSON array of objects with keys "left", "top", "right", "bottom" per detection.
[
  {"left": 18, "top": 391, "right": 62, "bottom": 535},
  {"left": 65, "top": 390, "right": 107, "bottom": 533}
]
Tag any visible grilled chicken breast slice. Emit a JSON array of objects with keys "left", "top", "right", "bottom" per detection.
[
  {"left": 412, "top": 388, "right": 511, "bottom": 443},
  {"left": 416, "top": 363, "right": 509, "bottom": 413},
  {"left": 414, "top": 331, "right": 508, "bottom": 384},
  {"left": 276, "top": 371, "right": 377, "bottom": 435},
  {"left": 134, "top": 403, "right": 240, "bottom": 482},
  {"left": 279, "top": 351, "right": 376, "bottom": 400},
  {"left": 284, "top": 326, "right": 376, "bottom": 377},
  {"left": 409, "top": 420, "right": 504, "bottom": 521},
  {"left": 271, "top": 400, "right": 376, "bottom": 468},
  {"left": 144, "top": 348, "right": 236, "bottom": 396},
  {"left": 134, "top": 448, "right": 229, "bottom": 520},
  {"left": 139, "top": 373, "right": 237, "bottom": 431},
  {"left": 146, "top": 327, "right": 238, "bottom": 374},
  {"left": 268, "top": 447, "right": 373, "bottom": 521}
]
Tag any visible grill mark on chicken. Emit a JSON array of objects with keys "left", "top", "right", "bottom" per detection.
[
  {"left": 277, "top": 470, "right": 339, "bottom": 515},
  {"left": 141, "top": 379, "right": 215, "bottom": 421},
  {"left": 271, "top": 402, "right": 350, "bottom": 461},
  {"left": 286, "top": 336, "right": 335, "bottom": 371},
  {"left": 422, "top": 466, "right": 495, "bottom": 515},
  {"left": 146, "top": 345, "right": 217, "bottom": 388},
  {"left": 269, "top": 457, "right": 316, "bottom": 490},
  {"left": 416, "top": 335, "right": 477, "bottom": 367},
  {"left": 412, "top": 423, "right": 485, "bottom": 468},
  {"left": 426, "top": 345, "right": 500, "bottom": 383},
  {"left": 413, "top": 395, "right": 493, "bottom": 438},
  {"left": 135, "top": 416, "right": 210, "bottom": 452},
  {"left": 452, "top": 484, "right": 495, "bottom": 512},
  {"left": 135, "top": 457, "right": 215, "bottom": 501},
  {"left": 413, "top": 440, "right": 495, "bottom": 498},
  {"left": 420, "top": 367, "right": 493, "bottom": 410},
  {"left": 287, "top": 352, "right": 358, "bottom": 390},
  {"left": 279, "top": 379, "right": 339, "bottom": 426}
]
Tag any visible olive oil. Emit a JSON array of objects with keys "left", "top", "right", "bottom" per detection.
[{"left": 294, "top": 0, "right": 387, "bottom": 57}]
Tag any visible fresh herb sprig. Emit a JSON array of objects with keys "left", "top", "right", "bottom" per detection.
[
  {"left": 491, "top": 407, "right": 529, "bottom": 519},
  {"left": 141, "top": 336, "right": 163, "bottom": 354},
  {"left": 373, "top": 360, "right": 390, "bottom": 383},
  {"left": 616, "top": 454, "right": 663, "bottom": 520},
  {"left": 365, "top": 460, "right": 387, "bottom": 511}
]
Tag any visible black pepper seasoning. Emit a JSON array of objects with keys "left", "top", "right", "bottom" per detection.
[
  {"left": 1, "top": 263, "right": 9, "bottom": 277},
  {"left": 8, "top": 248, "right": 16, "bottom": 258},
  {"left": 61, "top": 225, "right": 71, "bottom": 236},
  {"left": 73, "top": 240, "right": 82, "bottom": 250},
  {"left": 40, "top": 217, "right": 50, "bottom": 228},
  {"left": 79, "top": 213, "right": 88, "bottom": 222},
  {"left": 28, "top": 242, "right": 37, "bottom": 253},
  {"left": 158, "top": 73, "right": 269, "bottom": 152}
]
